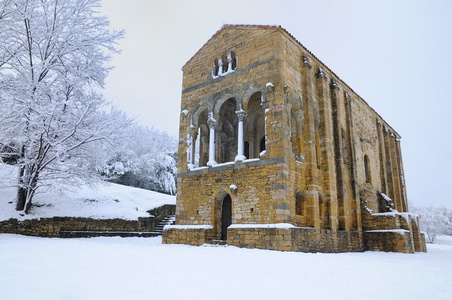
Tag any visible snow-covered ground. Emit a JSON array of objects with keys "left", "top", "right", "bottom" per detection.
[
  {"left": 0, "top": 163, "right": 175, "bottom": 221},
  {"left": 1, "top": 162, "right": 450, "bottom": 299},
  {"left": 0, "top": 234, "right": 451, "bottom": 300}
]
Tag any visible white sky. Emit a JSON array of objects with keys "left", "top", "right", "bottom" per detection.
[{"left": 100, "top": 0, "right": 452, "bottom": 209}]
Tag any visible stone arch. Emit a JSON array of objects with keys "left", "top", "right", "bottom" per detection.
[
  {"left": 244, "top": 91, "right": 265, "bottom": 158},
  {"left": 196, "top": 124, "right": 209, "bottom": 167},
  {"left": 217, "top": 97, "right": 238, "bottom": 163},
  {"left": 242, "top": 85, "right": 265, "bottom": 111},
  {"left": 191, "top": 107, "right": 210, "bottom": 167},
  {"left": 213, "top": 92, "right": 242, "bottom": 116},
  {"left": 190, "top": 103, "right": 211, "bottom": 128}
]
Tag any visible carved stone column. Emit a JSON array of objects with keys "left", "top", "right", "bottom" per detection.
[
  {"left": 207, "top": 112, "right": 217, "bottom": 166},
  {"left": 235, "top": 109, "right": 247, "bottom": 162},
  {"left": 187, "top": 126, "right": 197, "bottom": 169}
]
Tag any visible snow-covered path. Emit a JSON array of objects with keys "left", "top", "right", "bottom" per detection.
[{"left": 0, "top": 234, "right": 450, "bottom": 300}]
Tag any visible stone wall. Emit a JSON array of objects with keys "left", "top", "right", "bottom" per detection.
[
  {"left": 228, "top": 226, "right": 363, "bottom": 253},
  {"left": 361, "top": 206, "right": 427, "bottom": 253},
  {"left": 163, "top": 222, "right": 423, "bottom": 254},
  {"left": 0, "top": 216, "right": 153, "bottom": 237},
  {"left": 162, "top": 225, "right": 213, "bottom": 246},
  {"left": 163, "top": 224, "right": 366, "bottom": 253},
  {"left": 364, "top": 230, "right": 415, "bottom": 253},
  {"left": 0, "top": 204, "right": 176, "bottom": 238}
]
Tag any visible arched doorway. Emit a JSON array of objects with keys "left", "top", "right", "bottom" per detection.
[{"left": 221, "top": 194, "right": 232, "bottom": 240}]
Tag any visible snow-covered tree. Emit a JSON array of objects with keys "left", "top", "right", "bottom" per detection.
[
  {"left": 412, "top": 206, "right": 452, "bottom": 243},
  {"left": 0, "top": 0, "right": 125, "bottom": 213},
  {"left": 100, "top": 125, "right": 178, "bottom": 195}
]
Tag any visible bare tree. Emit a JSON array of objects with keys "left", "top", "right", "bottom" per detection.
[{"left": 0, "top": 0, "right": 125, "bottom": 213}]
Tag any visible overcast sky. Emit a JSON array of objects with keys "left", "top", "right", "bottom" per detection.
[{"left": 100, "top": 0, "right": 452, "bottom": 209}]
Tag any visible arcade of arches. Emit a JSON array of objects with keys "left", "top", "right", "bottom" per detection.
[{"left": 187, "top": 91, "right": 266, "bottom": 168}]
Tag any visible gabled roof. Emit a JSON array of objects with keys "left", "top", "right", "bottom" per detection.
[
  {"left": 183, "top": 25, "right": 279, "bottom": 69},
  {"left": 183, "top": 24, "right": 400, "bottom": 137}
]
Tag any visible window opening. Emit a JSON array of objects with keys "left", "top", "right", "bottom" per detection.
[
  {"left": 364, "top": 155, "right": 371, "bottom": 184},
  {"left": 296, "top": 192, "right": 305, "bottom": 216}
]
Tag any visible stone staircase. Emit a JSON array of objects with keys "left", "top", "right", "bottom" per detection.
[{"left": 154, "top": 215, "right": 176, "bottom": 235}]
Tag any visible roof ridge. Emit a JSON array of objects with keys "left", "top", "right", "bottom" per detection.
[
  {"left": 182, "top": 24, "right": 400, "bottom": 137},
  {"left": 182, "top": 24, "right": 280, "bottom": 69}
]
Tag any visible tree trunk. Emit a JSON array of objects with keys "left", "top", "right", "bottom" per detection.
[
  {"left": 15, "top": 165, "right": 26, "bottom": 211},
  {"left": 24, "top": 195, "right": 33, "bottom": 214},
  {"left": 23, "top": 168, "right": 40, "bottom": 214},
  {"left": 15, "top": 186, "right": 27, "bottom": 211}
]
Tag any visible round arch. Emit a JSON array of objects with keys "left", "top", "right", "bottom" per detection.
[
  {"left": 190, "top": 104, "right": 211, "bottom": 128},
  {"left": 213, "top": 92, "right": 242, "bottom": 116},
  {"left": 242, "top": 85, "right": 265, "bottom": 111}
]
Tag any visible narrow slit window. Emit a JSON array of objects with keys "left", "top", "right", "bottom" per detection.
[{"left": 364, "top": 155, "right": 371, "bottom": 184}]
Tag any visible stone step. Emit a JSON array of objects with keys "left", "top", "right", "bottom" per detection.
[
  {"left": 210, "top": 239, "right": 228, "bottom": 245},
  {"left": 153, "top": 215, "right": 176, "bottom": 235}
]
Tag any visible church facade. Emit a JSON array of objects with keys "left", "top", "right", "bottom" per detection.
[{"left": 163, "top": 25, "right": 426, "bottom": 253}]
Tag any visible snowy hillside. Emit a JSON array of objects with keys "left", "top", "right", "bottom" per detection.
[{"left": 0, "top": 163, "right": 175, "bottom": 221}]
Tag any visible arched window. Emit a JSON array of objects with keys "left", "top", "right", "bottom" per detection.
[
  {"left": 194, "top": 109, "right": 209, "bottom": 167},
  {"left": 244, "top": 92, "right": 265, "bottom": 158},
  {"left": 230, "top": 51, "right": 237, "bottom": 70},
  {"left": 218, "top": 98, "right": 237, "bottom": 163},
  {"left": 364, "top": 154, "right": 371, "bottom": 184},
  {"left": 221, "top": 55, "right": 228, "bottom": 73},
  {"left": 213, "top": 60, "right": 219, "bottom": 77},
  {"left": 295, "top": 192, "right": 305, "bottom": 216}
]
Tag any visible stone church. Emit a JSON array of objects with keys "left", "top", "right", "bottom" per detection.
[{"left": 163, "top": 25, "right": 427, "bottom": 253}]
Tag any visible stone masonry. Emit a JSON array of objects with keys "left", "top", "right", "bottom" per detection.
[{"left": 162, "top": 25, "right": 427, "bottom": 253}]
